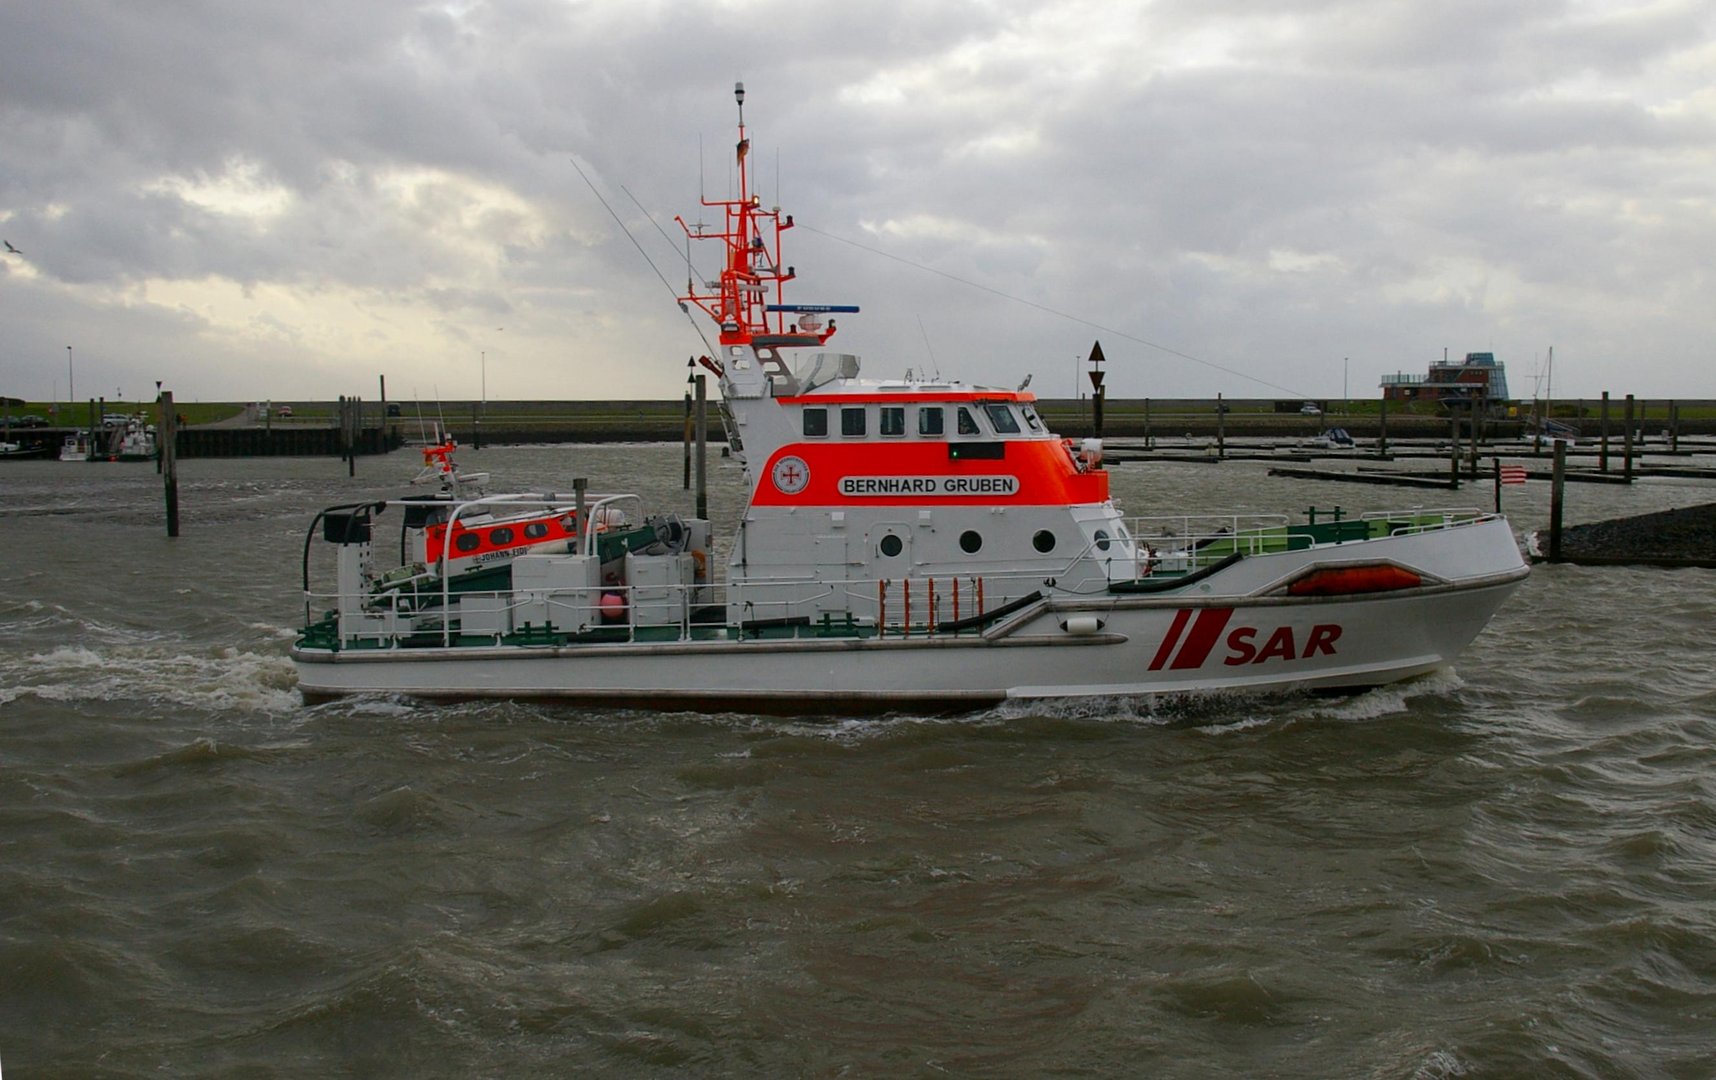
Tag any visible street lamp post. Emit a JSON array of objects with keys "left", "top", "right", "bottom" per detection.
[
  {"left": 67, "top": 346, "right": 74, "bottom": 407},
  {"left": 478, "top": 328, "right": 502, "bottom": 450}
]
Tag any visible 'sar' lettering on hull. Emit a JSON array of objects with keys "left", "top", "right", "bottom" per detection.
[{"left": 1150, "top": 609, "right": 1343, "bottom": 670}]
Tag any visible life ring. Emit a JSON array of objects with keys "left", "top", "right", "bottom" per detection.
[{"left": 691, "top": 548, "right": 708, "bottom": 580}]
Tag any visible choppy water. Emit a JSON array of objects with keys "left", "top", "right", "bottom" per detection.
[{"left": 3, "top": 444, "right": 1714, "bottom": 1077}]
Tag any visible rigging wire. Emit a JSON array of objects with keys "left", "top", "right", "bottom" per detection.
[
  {"left": 797, "top": 222, "right": 1312, "bottom": 399},
  {"left": 916, "top": 314, "right": 941, "bottom": 381},
  {"left": 621, "top": 184, "right": 711, "bottom": 294},
  {"left": 570, "top": 156, "right": 716, "bottom": 356}
]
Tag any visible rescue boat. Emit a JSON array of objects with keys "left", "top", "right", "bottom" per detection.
[
  {"left": 291, "top": 85, "right": 1529, "bottom": 711},
  {"left": 366, "top": 437, "right": 594, "bottom": 591}
]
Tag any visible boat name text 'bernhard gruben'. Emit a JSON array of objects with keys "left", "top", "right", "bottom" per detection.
[{"left": 838, "top": 475, "right": 1020, "bottom": 497}]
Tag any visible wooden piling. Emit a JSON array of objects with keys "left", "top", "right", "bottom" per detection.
[
  {"left": 1623, "top": 393, "right": 1635, "bottom": 482},
  {"left": 1549, "top": 441, "right": 1567, "bottom": 562},
  {"left": 682, "top": 385, "right": 693, "bottom": 490},
  {"left": 1378, "top": 396, "right": 1388, "bottom": 455},
  {"left": 161, "top": 391, "right": 180, "bottom": 537},
  {"left": 1448, "top": 412, "right": 1460, "bottom": 490},
  {"left": 1467, "top": 404, "right": 1480, "bottom": 479},
  {"left": 1216, "top": 393, "right": 1224, "bottom": 459},
  {"left": 1599, "top": 391, "right": 1610, "bottom": 472},
  {"left": 694, "top": 374, "right": 708, "bottom": 520},
  {"left": 574, "top": 477, "right": 587, "bottom": 555}
]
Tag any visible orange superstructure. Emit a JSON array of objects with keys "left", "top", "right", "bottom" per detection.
[{"left": 751, "top": 441, "right": 1109, "bottom": 507}]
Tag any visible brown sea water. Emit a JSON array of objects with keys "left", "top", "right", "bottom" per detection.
[{"left": 2, "top": 444, "right": 1714, "bottom": 1077}]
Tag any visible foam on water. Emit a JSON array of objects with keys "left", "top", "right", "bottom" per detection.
[{"left": 2, "top": 642, "right": 301, "bottom": 715}]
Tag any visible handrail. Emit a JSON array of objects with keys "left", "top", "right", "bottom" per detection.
[
  {"left": 934, "top": 589, "right": 1041, "bottom": 634},
  {"left": 1108, "top": 552, "right": 1244, "bottom": 593}
]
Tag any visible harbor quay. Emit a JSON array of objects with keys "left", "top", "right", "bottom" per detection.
[{"left": 5, "top": 397, "right": 1713, "bottom": 456}]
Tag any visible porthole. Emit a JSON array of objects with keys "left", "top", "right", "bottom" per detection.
[
  {"left": 524, "top": 522, "right": 549, "bottom": 539},
  {"left": 959, "top": 530, "right": 983, "bottom": 554},
  {"left": 454, "top": 532, "right": 482, "bottom": 553},
  {"left": 1093, "top": 529, "right": 1111, "bottom": 552},
  {"left": 489, "top": 527, "right": 515, "bottom": 546},
  {"left": 879, "top": 534, "right": 904, "bottom": 557},
  {"left": 1033, "top": 529, "right": 1056, "bottom": 553}
]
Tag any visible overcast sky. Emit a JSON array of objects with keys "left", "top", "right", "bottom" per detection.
[{"left": 2, "top": 0, "right": 1713, "bottom": 406}]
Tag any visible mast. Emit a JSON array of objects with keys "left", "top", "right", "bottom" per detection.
[{"left": 676, "top": 83, "right": 849, "bottom": 352}]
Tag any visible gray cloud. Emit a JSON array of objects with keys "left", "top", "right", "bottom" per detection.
[{"left": 2, "top": 0, "right": 1713, "bottom": 403}]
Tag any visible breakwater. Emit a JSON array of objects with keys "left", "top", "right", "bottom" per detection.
[{"left": 173, "top": 426, "right": 399, "bottom": 458}]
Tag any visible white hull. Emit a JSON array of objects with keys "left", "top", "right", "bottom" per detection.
[
  {"left": 294, "top": 518, "right": 1528, "bottom": 711},
  {"left": 293, "top": 579, "right": 1522, "bottom": 710}
]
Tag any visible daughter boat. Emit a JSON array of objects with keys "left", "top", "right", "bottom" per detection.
[{"left": 291, "top": 86, "right": 1529, "bottom": 711}]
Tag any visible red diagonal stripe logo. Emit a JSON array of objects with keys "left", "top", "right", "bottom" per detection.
[
  {"left": 1169, "top": 608, "right": 1235, "bottom": 670},
  {"left": 1148, "top": 609, "right": 1192, "bottom": 671}
]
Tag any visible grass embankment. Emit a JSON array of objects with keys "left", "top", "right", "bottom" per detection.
[{"left": 8, "top": 401, "right": 244, "bottom": 426}]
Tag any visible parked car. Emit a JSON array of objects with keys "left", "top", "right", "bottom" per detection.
[
  {"left": 1300, "top": 402, "right": 1322, "bottom": 415},
  {"left": 11, "top": 414, "right": 48, "bottom": 427},
  {"left": 277, "top": 405, "right": 294, "bottom": 417}
]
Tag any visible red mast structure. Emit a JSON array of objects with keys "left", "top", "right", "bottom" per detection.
[{"left": 676, "top": 83, "right": 848, "bottom": 352}]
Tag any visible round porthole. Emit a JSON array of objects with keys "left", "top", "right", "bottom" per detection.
[
  {"left": 1093, "top": 529, "right": 1111, "bottom": 552},
  {"left": 879, "top": 534, "right": 904, "bottom": 557},
  {"left": 1032, "top": 529, "right": 1056, "bottom": 553},
  {"left": 524, "top": 522, "right": 548, "bottom": 539},
  {"left": 454, "top": 533, "right": 482, "bottom": 552},
  {"left": 959, "top": 530, "right": 983, "bottom": 554},
  {"left": 489, "top": 527, "right": 515, "bottom": 546}
]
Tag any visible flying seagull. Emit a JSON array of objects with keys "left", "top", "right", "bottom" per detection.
[{"left": 2, "top": 241, "right": 21, "bottom": 255}]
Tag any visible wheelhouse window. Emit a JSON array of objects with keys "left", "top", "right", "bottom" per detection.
[
  {"left": 803, "top": 408, "right": 828, "bottom": 437},
  {"left": 957, "top": 407, "right": 980, "bottom": 435},
  {"left": 879, "top": 406, "right": 906, "bottom": 437},
  {"left": 984, "top": 404, "right": 1021, "bottom": 434},
  {"left": 918, "top": 407, "right": 944, "bottom": 436},
  {"left": 1020, "top": 405, "right": 1043, "bottom": 431},
  {"left": 841, "top": 407, "right": 867, "bottom": 437}
]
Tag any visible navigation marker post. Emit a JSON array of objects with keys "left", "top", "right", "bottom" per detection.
[{"left": 1087, "top": 341, "right": 1106, "bottom": 439}]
